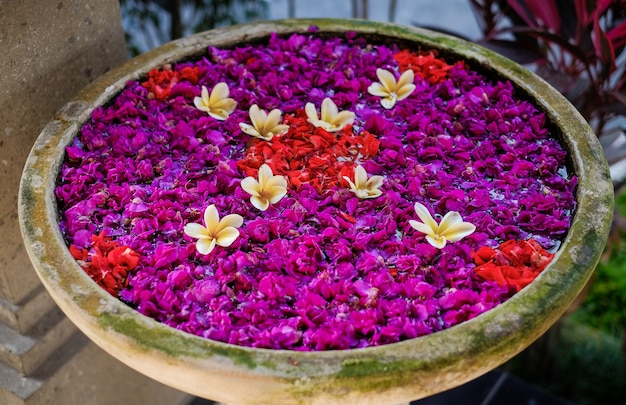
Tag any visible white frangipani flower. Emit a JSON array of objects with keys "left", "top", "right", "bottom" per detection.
[
  {"left": 367, "top": 68, "right": 416, "bottom": 109},
  {"left": 305, "top": 97, "right": 355, "bottom": 132},
  {"left": 409, "top": 202, "right": 475, "bottom": 249},
  {"left": 240, "top": 164, "right": 288, "bottom": 211},
  {"left": 239, "top": 104, "right": 289, "bottom": 141},
  {"left": 193, "top": 83, "right": 237, "bottom": 120},
  {"left": 184, "top": 205, "right": 243, "bottom": 254},
  {"left": 343, "top": 165, "right": 384, "bottom": 199}
]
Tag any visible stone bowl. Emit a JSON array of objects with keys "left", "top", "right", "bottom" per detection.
[{"left": 18, "top": 19, "right": 613, "bottom": 405}]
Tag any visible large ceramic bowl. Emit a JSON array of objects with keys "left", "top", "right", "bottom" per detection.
[{"left": 19, "top": 19, "right": 612, "bottom": 405}]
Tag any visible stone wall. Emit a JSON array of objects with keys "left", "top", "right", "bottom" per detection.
[{"left": 0, "top": 1, "right": 190, "bottom": 403}]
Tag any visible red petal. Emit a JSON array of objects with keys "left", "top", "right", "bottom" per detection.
[
  {"left": 339, "top": 212, "right": 357, "bottom": 224},
  {"left": 69, "top": 245, "right": 88, "bottom": 261},
  {"left": 475, "top": 263, "right": 508, "bottom": 287}
]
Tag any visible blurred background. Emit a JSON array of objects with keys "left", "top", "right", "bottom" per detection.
[
  {"left": 119, "top": 1, "right": 626, "bottom": 404},
  {"left": 119, "top": 0, "right": 481, "bottom": 55}
]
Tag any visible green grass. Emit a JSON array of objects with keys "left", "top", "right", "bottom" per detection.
[
  {"left": 503, "top": 188, "right": 626, "bottom": 404},
  {"left": 503, "top": 319, "right": 625, "bottom": 405},
  {"left": 571, "top": 253, "right": 626, "bottom": 338},
  {"left": 570, "top": 189, "right": 626, "bottom": 338}
]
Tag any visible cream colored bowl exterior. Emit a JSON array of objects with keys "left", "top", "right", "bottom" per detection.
[{"left": 19, "top": 19, "right": 612, "bottom": 405}]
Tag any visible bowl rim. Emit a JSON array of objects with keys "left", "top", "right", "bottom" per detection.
[{"left": 18, "top": 18, "right": 613, "bottom": 403}]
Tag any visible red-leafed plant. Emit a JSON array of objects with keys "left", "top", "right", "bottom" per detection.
[
  {"left": 469, "top": 0, "right": 626, "bottom": 139},
  {"left": 464, "top": 0, "right": 626, "bottom": 193}
]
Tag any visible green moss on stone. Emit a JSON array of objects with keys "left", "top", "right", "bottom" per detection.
[
  {"left": 338, "top": 358, "right": 417, "bottom": 378},
  {"left": 98, "top": 312, "right": 259, "bottom": 369},
  {"left": 19, "top": 180, "right": 36, "bottom": 236}
]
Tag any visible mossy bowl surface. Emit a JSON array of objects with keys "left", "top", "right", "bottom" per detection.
[{"left": 19, "top": 19, "right": 612, "bottom": 405}]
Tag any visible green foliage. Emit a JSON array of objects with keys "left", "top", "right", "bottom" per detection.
[
  {"left": 504, "top": 320, "right": 626, "bottom": 405},
  {"left": 120, "top": 0, "right": 267, "bottom": 56},
  {"left": 505, "top": 187, "right": 626, "bottom": 403},
  {"left": 571, "top": 189, "right": 626, "bottom": 338},
  {"left": 553, "top": 323, "right": 625, "bottom": 405},
  {"left": 572, "top": 255, "right": 626, "bottom": 337},
  {"left": 618, "top": 187, "right": 626, "bottom": 217}
]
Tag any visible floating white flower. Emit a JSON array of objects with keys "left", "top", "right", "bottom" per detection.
[
  {"left": 367, "top": 68, "right": 416, "bottom": 109},
  {"left": 241, "top": 164, "right": 288, "bottom": 211},
  {"left": 239, "top": 104, "right": 289, "bottom": 141},
  {"left": 193, "top": 83, "right": 237, "bottom": 120},
  {"left": 184, "top": 205, "right": 243, "bottom": 254},
  {"left": 305, "top": 97, "right": 355, "bottom": 132},
  {"left": 343, "top": 165, "right": 384, "bottom": 199},
  {"left": 409, "top": 202, "right": 475, "bottom": 249}
]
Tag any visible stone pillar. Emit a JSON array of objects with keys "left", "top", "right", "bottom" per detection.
[{"left": 0, "top": 1, "right": 190, "bottom": 403}]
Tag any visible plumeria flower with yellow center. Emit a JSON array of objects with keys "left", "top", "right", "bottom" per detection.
[
  {"left": 367, "top": 68, "right": 416, "bottom": 109},
  {"left": 409, "top": 202, "right": 476, "bottom": 249},
  {"left": 241, "top": 164, "right": 288, "bottom": 211},
  {"left": 343, "top": 165, "right": 384, "bottom": 199},
  {"left": 184, "top": 205, "right": 243, "bottom": 255},
  {"left": 305, "top": 97, "right": 355, "bottom": 132},
  {"left": 193, "top": 83, "right": 237, "bottom": 120},
  {"left": 239, "top": 104, "right": 289, "bottom": 141}
]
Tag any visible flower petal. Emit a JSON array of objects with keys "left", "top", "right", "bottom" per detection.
[
  {"left": 218, "top": 214, "right": 244, "bottom": 232},
  {"left": 437, "top": 211, "right": 463, "bottom": 234},
  {"left": 396, "top": 84, "right": 416, "bottom": 101},
  {"left": 376, "top": 68, "right": 397, "bottom": 92},
  {"left": 239, "top": 122, "right": 262, "bottom": 138},
  {"left": 264, "top": 109, "right": 282, "bottom": 132},
  {"left": 380, "top": 97, "right": 397, "bottom": 109},
  {"left": 241, "top": 177, "right": 261, "bottom": 197},
  {"left": 364, "top": 189, "right": 382, "bottom": 199},
  {"left": 201, "top": 86, "right": 210, "bottom": 103},
  {"left": 258, "top": 164, "right": 274, "bottom": 186},
  {"left": 208, "top": 110, "right": 230, "bottom": 121},
  {"left": 321, "top": 98, "right": 339, "bottom": 122},
  {"left": 209, "top": 82, "right": 229, "bottom": 104},
  {"left": 194, "top": 96, "right": 208, "bottom": 111},
  {"left": 426, "top": 234, "right": 447, "bottom": 249},
  {"left": 442, "top": 222, "right": 476, "bottom": 242},
  {"left": 184, "top": 223, "right": 209, "bottom": 239},
  {"left": 305, "top": 102, "right": 319, "bottom": 123},
  {"left": 251, "top": 195, "right": 270, "bottom": 211},
  {"left": 414, "top": 202, "right": 438, "bottom": 231},
  {"left": 215, "top": 227, "right": 240, "bottom": 247},
  {"left": 196, "top": 237, "right": 217, "bottom": 255},
  {"left": 343, "top": 176, "right": 357, "bottom": 191},
  {"left": 204, "top": 205, "right": 220, "bottom": 232},
  {"left": 212, "top": 98, "right": 237, "bottom": 114},
  {"left": 354, "top": 165, "right": 368, "bottom": 189},
  {"left": 268, "top": 124, "right": 289, "bottom": 137},
  {"left": 366, "top": 175, "right": 384, "bottom": 191},
  {"left": 368, "top": 82, "right": 390, "bottom": 97},
  {"left": 249, "top": 105, "right": 265, "bottom": 131},
  {"left": 332, "top": 110, "right": 355, "bottom": 127},
  {"left": 409, "top": 219, "right": 436, "bottom": 237},
  {"left": 397, "top": 69, "right": 415, "bottom": 89},
  {"left": 267, "top": 186, "right": 288, "bottom": 204},
  {"left": 265, "top": 175, "right": 287, "bottom": 189}
]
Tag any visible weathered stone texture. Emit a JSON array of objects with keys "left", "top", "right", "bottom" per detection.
[
  {"left": 0, "top": 0, "right": 128, "bottom": 304},
  {"left": 0, "top": 1, "right": 190, "bottom": 403}
]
